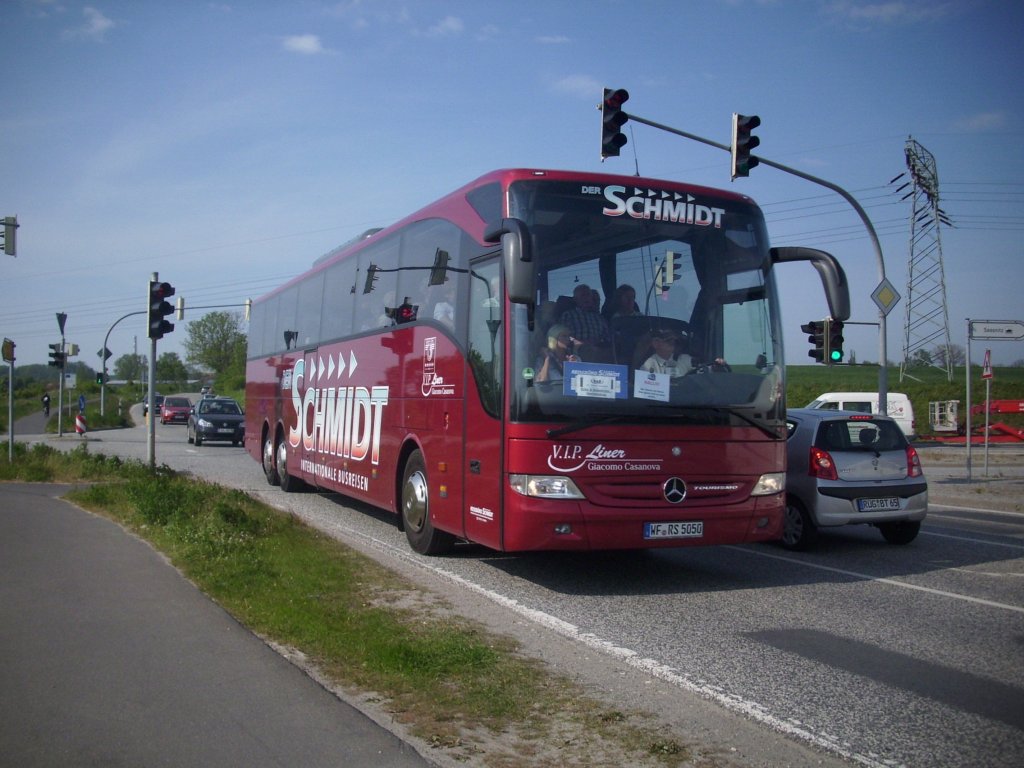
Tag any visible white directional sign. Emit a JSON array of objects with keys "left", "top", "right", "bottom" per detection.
[{"left": 969, "top": 320, "right": 1024, "bottom": 341}]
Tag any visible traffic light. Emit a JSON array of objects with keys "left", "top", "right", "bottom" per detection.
[
  {"left": 828, "top": 319, "right": 845, "bottom": 363},
  {"left": 730, "top": 113, "right": 761, "bottom": 179},
  {"left": 363, "top": 264, "right": 379, "bottom": 294},
  {"left": 385, "top": 299, "right": 418, "bottom": 324},
  {"left": 96, "top": 372, "right": 105, "bottom": 385},
  {"left": 48, "top": 343, "right": 66, "bottom": 369},
  {"left": 801, "top": 319, "right": 828, "bottom": 364},
  {"left": 147, "top": 281, "right": 176, "bottom": 340},
  {"left": 3, "top": 216, "right": 17, "bottom": 256},
  {"left": 656, "top": 251, "right": 683, "bottom": 291},
  {"left": 428, "top": 249, "right": 450, "bottom": 286},
  {"left": 600, "top": 87, "right": 630, "bottom": 159}
]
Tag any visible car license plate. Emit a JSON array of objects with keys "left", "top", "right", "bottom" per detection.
[
  {"left": 217, "top": 428, "right": 235, "bottom": 434},
  {"left": 857, "top": 497, "right": 900, "bottom": 512},
  {"left": 644, "top": 521, "right": 703, "bottom": 540}
]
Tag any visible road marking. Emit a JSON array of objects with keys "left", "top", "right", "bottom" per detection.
[
  {"left": 930, "top": 503, "right": 1024, "bottom": 519},
  {"left": 317, "top": 523, "right": 894, "bottom": 768},
  {"left": 923, "top": 529, "right": 1024, "bottom": 550},
  {"left": 727, "top": 546, "right": 1024, "bottom": 615}
]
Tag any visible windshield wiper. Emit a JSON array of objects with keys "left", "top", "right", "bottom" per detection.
[{"left": 658, "top": 405, "right": 782, "bottom": 440}]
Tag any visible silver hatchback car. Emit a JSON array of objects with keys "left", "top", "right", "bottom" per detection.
[{"left": 783, "top": 408, "right": 928, "bottom": 550}]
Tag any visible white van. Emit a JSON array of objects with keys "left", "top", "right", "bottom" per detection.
[{"left": 805, "top": 392, "right": 916, "bottom": 439}]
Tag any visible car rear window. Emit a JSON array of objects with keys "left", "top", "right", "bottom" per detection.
[{"left": 815, "top": 419, "right": 906, "bottom": 452}]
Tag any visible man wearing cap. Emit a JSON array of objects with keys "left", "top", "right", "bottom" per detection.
[{"left": 641, "top": 328, "right": 693, "bottom": 377}]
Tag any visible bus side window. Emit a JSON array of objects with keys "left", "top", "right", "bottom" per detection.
[
  {"left": 297, "top": 272, "right": 324, "bottom": 348},
  {"left": 398, "top": 219, "right": 466, "bottom": 334},
  {"left": 356, "top": 235, "right": 400, "bottom": 330},
  {"left": 321, "top": 259, "right": 356, "bottom": 341}
]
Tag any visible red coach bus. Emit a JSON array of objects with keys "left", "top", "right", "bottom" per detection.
[{"left": 245, "top": 168, "right": 849, "bottom": 554}]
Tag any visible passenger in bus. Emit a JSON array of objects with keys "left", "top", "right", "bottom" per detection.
[
  {"left": 639, "top": 328, "right": 693, "bottom": 377},
  {"left": 559, "top": 283, "right": 611, "bottom": 357},
  {"left": 603, "top": 283, "right": 643, "bottom": 319},
  {"left": 431, "top": 282, "right": 456, "bottom": 328},
  {"left": 371, "top": 291, "right": 396, "bottom": 329},
  {"left": 535, "top": 324, "right": 578, "bottom": 383}
]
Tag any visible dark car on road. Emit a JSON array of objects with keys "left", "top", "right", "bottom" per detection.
[
  {"left": 187, "top": 397, "right": 245, "bottom": 446},
  {"left": 783, "top": 408, "right": 928, "bottom": 550},
  {"left": 142, "top": 394, "right": 164, "bottom": 417},
  {"left": 160, "top": 396, "right": 192, "bottom": 424}
]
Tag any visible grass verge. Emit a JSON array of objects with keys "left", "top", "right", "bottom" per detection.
[{"left": 3, "top": 443, "right": 702, "bottom": 767}]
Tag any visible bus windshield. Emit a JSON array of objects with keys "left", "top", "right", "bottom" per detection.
[{"left": 508, "top": 179, "right": 784, "bottom": 429}]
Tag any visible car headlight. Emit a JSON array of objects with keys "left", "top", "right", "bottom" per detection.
[
  {"left": 751, "top": 472, "right": 785, "bottom": 496},
  {"left": 197, "top": 418, "right": 213, "bottom": 428},
  {"left": 509, "top": 474, "right": 585, "bottom": 499}
]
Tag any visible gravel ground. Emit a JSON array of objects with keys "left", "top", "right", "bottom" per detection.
[{"left": 917, "top": 445, "right": 1024, "bottom": 513}]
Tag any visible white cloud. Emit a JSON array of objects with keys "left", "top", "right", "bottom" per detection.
[
  {"left": 953, "top": 111, "right": 1007, "bottom": 133},
  {"left": 826, "top": 1, "right": 952, "bottom": 24},
  {"left": 283, "top": 34, "right": 327, "bottom": 55},
  {"left": 62, "top": 6, "right": 115, "bottom": 42},
  {"left": 536, "top": 35, "right": 570, "bottom": 44},
  {"left": 476, "top": 23, "right": 500, "bottom": 41},
  {"left": 424, "top": 15, "right": 463, "bottom": 37},
  {"left": 551, "top": 74, "right": 602, "bottom": 99}
]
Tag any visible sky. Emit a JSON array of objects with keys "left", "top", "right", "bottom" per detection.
[{"left": 3, "top": 0, "right": 1023, "bottom": 374}]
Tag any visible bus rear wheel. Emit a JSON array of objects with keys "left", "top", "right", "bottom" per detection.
[
  {"left": 262, "top": 434, "right": 279, "bottom": 486},
  {"left": 276, "top": 437, "right": 303, "bottom": 492},
  {"left": 401, "top": 450, "right": 454, "bottom": 556}
]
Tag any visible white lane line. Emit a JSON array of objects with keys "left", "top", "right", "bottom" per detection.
[
  {"left": 726, "top": 546, "right": 1024, "bottom": 614},
  {"left": 929, "top": 504, "right": 1024, "bottom": 518},
  {"left": 922, "top": 529, "right": 1024, "bottom": 550},
  {"left": 331, "top": 525, "right": 895, "bottom": 768}
]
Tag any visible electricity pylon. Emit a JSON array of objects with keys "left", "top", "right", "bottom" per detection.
[{"left": 894, "top": 137, "right": 954, "bottom": 382}]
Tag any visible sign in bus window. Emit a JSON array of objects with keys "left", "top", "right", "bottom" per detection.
[{"left": 562, "top": 362, "right": 628, "bottom": 399}]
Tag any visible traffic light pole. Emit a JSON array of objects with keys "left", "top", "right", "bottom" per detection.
[
  {"left": 6, "top": 357, "right": 13, "bottom": 462},
  {"left": 100, "top": 310, "right": 145, "bottom": 417},
  {"left": 100, "top": 300, "right": 247, "bottom": 417},
  {"left": 147, "top": 273, "right": 159, "bottom": 469},
  {"left": 623, "top": 111, "right": 889, "bottom": 410},
  {"left": 57, "top": 339, "right": 66, "bottom": 437}
]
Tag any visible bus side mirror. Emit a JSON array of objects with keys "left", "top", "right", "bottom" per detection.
[
  {"left": 484, "top": 217, "right": 535, "bottom": 306},
  {"left": 770, "top": 246, "right": 850, "bottom": 321}
]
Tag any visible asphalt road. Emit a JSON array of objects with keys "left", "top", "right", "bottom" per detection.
[
  {"left": 0, "top": 480, "right": 430, "bottom": 768},
  {"left": 12, "top": 417, "right": 1024, "bottom": 768}
]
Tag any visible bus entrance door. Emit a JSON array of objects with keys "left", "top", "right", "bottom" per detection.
[{"left": 460, "top": 257, "right": 504, "bottom": 550}]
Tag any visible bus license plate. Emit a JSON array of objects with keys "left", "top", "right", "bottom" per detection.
[
  {"left": 644, "top": 521, "right": 703, "bottom": 540},
  {"left": 857, "top": 497, "right": 900, "bottom": 512}
]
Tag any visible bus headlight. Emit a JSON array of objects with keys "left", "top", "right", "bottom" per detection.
[
  {"left": 751, "top": 472, "right": 785, "bottom": 496},
  {"left": 509, "top": 474, "right": 585, "bottom": 499}
]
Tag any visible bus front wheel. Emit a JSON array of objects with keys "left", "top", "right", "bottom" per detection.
[{"left": 401, "top": 450, "right": 455, "bottom": 556}]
